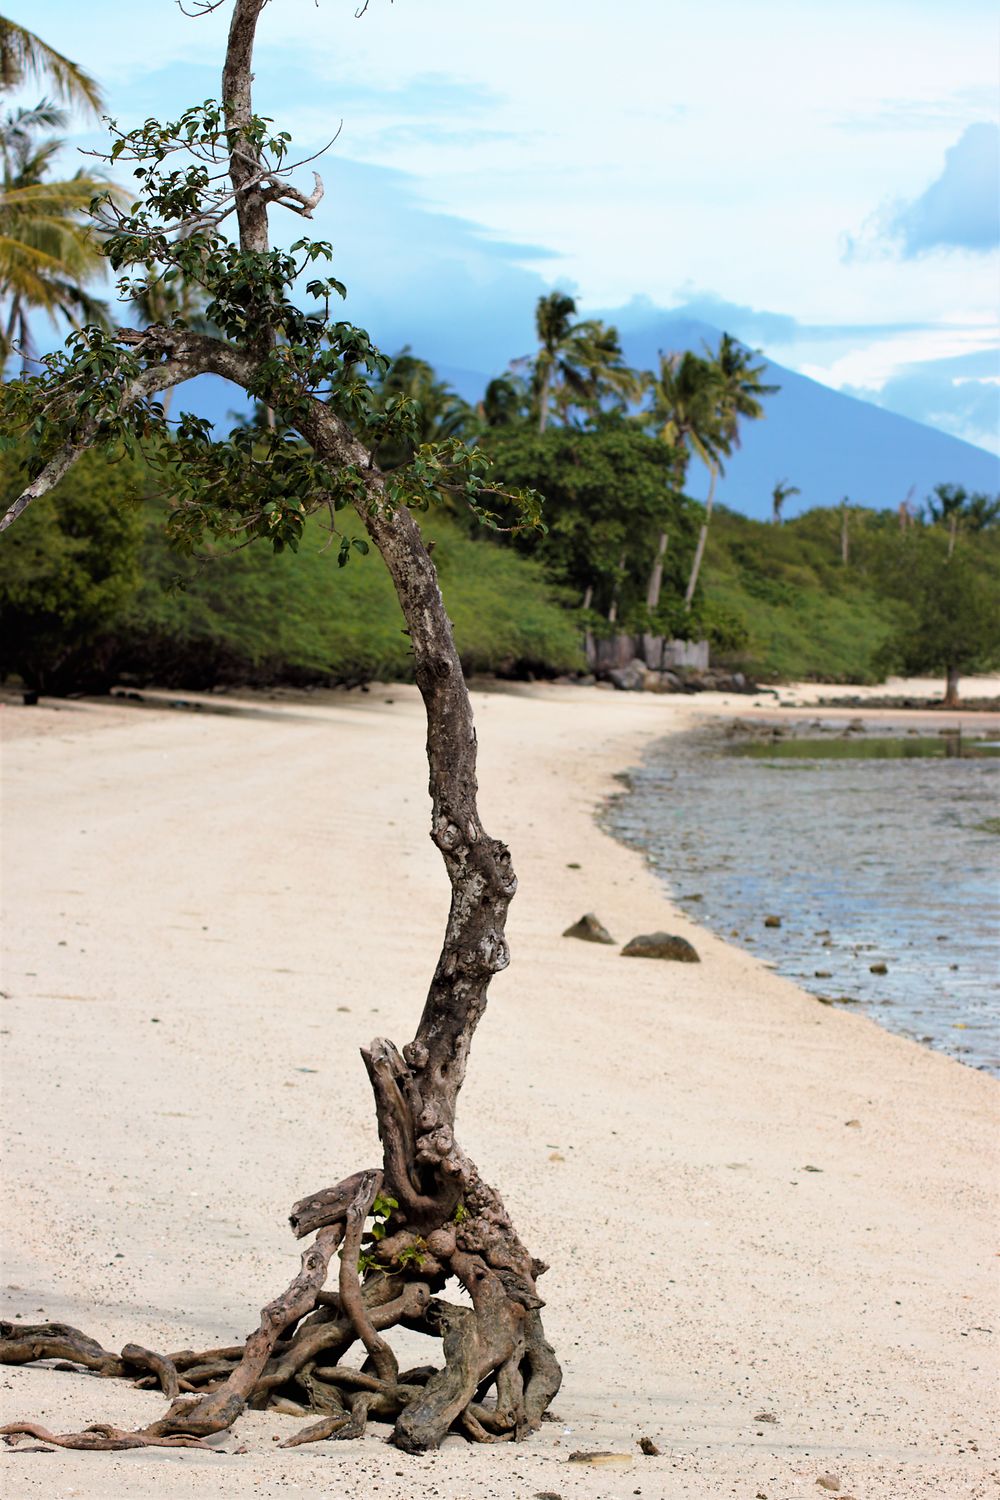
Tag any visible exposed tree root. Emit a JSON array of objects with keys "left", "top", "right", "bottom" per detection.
[{"left": 2, "top": 1069, "right": 561, "bottom": 1454}]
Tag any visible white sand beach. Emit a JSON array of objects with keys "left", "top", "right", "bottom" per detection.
[{"left": 1, "top": 681, "right": 998, "bottom": 1499}]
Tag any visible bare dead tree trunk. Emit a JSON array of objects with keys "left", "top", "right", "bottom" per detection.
[
  {"left": 0, "top": 0, "right": 560, "bottom": 1456},
  {"left": 947, "top": 512, "right": 958, "bottom": 558},
  {"left": 645, "top": 530, "right": 668, "bottom": 612},
  {"left": 840, "top": 500, "right": 849, "bottom": 565}
]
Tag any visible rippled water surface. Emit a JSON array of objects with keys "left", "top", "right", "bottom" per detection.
[{"left": 606, "top": 727, "right": 1000, "bottom": 1074}]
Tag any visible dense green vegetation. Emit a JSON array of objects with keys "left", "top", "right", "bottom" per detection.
[
  {"left": 0, "top": 450, "right": 582, "bottom": 690},
  {"left": 697, "top": 505, "right": 901, "bottom": 680},
  {"left": 1, "top": 150, "right": 997, "bottom": 696},
  {"left": 4, "top": 440, "right": 997, "bottom": 692}
]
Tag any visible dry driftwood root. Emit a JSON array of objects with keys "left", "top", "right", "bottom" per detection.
[{"left": 1, "top": 1150, "right": 561, "bottom": 1454}]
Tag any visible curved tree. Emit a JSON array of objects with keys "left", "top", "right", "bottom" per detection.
[
  {"left": 0, "top": 0, "right": 559, "bottom": 1457},
  {"left": 521, "top": 289, "right": 638, "bottom": 432}
]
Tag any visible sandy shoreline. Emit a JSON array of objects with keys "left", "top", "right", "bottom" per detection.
[{"left": 2, "top": 682, "right": 998, "bottom": 1498}]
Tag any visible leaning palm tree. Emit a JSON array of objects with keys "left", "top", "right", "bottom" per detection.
[
  {"left": 771, "top": 477, "right": 799, "bottom": 524},
  {"left": 712, "top": 332, "right": 778, "bottom": 449},
  {"left": 680, "top": 334, "right": 778, "bottom": 608},
  {"left": 646, "top": 348, "right": 730, "bottom": 611},
  {"left": 521, "top": 291, "right": 639, "bottom": 433},
  {"left": 0, "top": 103, "right": 112, "bottom": 372},
  {"left": 0, "top": 17, "right": 103, "bottom": 115}
]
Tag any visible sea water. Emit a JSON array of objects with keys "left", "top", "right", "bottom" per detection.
[{"left": 606, "top": 727, "right": 1000, "bottom": 1074}]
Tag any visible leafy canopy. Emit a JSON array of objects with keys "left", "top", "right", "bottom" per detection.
[{"left": 1, "top": 97, "right": 543, "bottom": 556}]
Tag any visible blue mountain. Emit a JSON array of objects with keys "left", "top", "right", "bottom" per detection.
[
  {"left": 172, "top": 311, "right": 998, "bottom": 524},
  {"left": 606, "top": 313, "right": 999, "bottom": 520}
]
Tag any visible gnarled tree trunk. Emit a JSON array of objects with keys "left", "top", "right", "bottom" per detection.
[{"left": 0, "top": 0, "right": 560, "bottom": 1457}]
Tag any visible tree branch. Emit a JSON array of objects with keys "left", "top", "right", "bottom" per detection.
[{"left": 0, "top": 340, "right": 230, "bottom": 532}]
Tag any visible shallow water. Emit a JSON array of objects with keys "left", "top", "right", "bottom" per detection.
[{"left": 606, "top": 726, "right": 1000, "bottom": 1074}]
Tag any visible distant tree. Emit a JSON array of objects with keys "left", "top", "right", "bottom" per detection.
[
  {"left": 0, "top": 447, "right": 143, "bottom": 693},
  {"left": 771, "top": 477, "right": 799, "bottom": 524},
  {"left": 680, "top": 333, "right": 776, "bottom": 606},
  {"left": 881, "top": 533, "right": 1000, "bottom": 705},
  {"left": 478, "top": 370, "right": 530, "bottom": 429},
  {"left": 924, "top": 483, "right": 1000, "bottom": 556},
  {"left": 840, "top": 497, "right": 851, "bottom": 564},
  {"left": 485, "top": 425, "right": 693, "bottom": 621},
  {"left": 644, "top": 350, "right": 721, "bottom": 613},
  {"left": 0, "top": 101, "right": 112, "bottom": 370},
  {"left": 368, "top": 345, "right": 476, "bottom": 470},
  {"left": 0, "top": 16, "right": 102, "bottom": 115},
  {"left": 519, "top": 290, "right": 639, "bottom": 432},
  {"left": 713, "top": 332, "right": 778, "bottom": 448}
]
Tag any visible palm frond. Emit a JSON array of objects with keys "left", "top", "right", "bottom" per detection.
[{"left": 0, "top": 19, "right": 103, "bottom": 116}]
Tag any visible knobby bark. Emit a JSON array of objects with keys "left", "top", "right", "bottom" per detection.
[{"left": 1, "top": 0, "right": 559, "bottom": 1457}]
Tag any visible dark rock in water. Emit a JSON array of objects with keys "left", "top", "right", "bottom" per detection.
[
  {"left": 622, "top": 932, "right": 700, "bottom": 962},
  {"left": 764, "top": 914, "right": 782, "bottom": 928},
  {"left": 563, "top": 913, "right": 615, "bottom": 945},
  {"left": 870, "top": 961, "right": 888, "bottom": 974},
  {"left": 814, "top": 969, "right": 833, "bottom": 978}
]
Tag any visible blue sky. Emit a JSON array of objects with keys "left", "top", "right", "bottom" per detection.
[{"left": 15, "top": 0, "right": 1000, "bottom": 453}]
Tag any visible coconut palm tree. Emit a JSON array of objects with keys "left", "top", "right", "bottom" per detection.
[
  {"left": 521, "top": 291, "right": 639, "bottom": 433},
  {"left": 369, "top": 346, "right": 477, "bottom": 469},
  {"left": 479, "top": 371, "right": 530, "bottom": 429},
  {"left": 646, "top": 349, "right": 730, "bottom": 611},
  {"left": 712, "top": 332, "right": 778, "bottom": 449},
  {"left": 679, "top": 334, "right": 778, "bottom": 608},
  {"left": 771, "top": 477, "right": 799, "bottom": 524},
  {"left": 0, "top": 102, "right": 111, "bottom": 372},
  {"left": 0, "top": 17, "right": 103, "bottom": 116}
]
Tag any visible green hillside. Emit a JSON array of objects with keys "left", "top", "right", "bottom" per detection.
[
  {"left": 2, "top": 450, "right": 997, "bottom": 692},
  {"left": 698, "top": 506, "right": 902, "bottom": 682}
]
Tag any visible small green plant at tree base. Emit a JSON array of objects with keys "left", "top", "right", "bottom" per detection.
[{"left": 369, "top": 1193, "right": 399, "bottom": 1240}]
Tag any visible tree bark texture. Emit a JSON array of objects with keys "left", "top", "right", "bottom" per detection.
[
  {"left": 0, "top": 0, "right": 560, "bottom": 1458},
  {"left": 645, "top": 530, "right": 668, "bottom": 612},
  {"left": 684, "top": 461, "right": 717, "bottom": 610}
]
